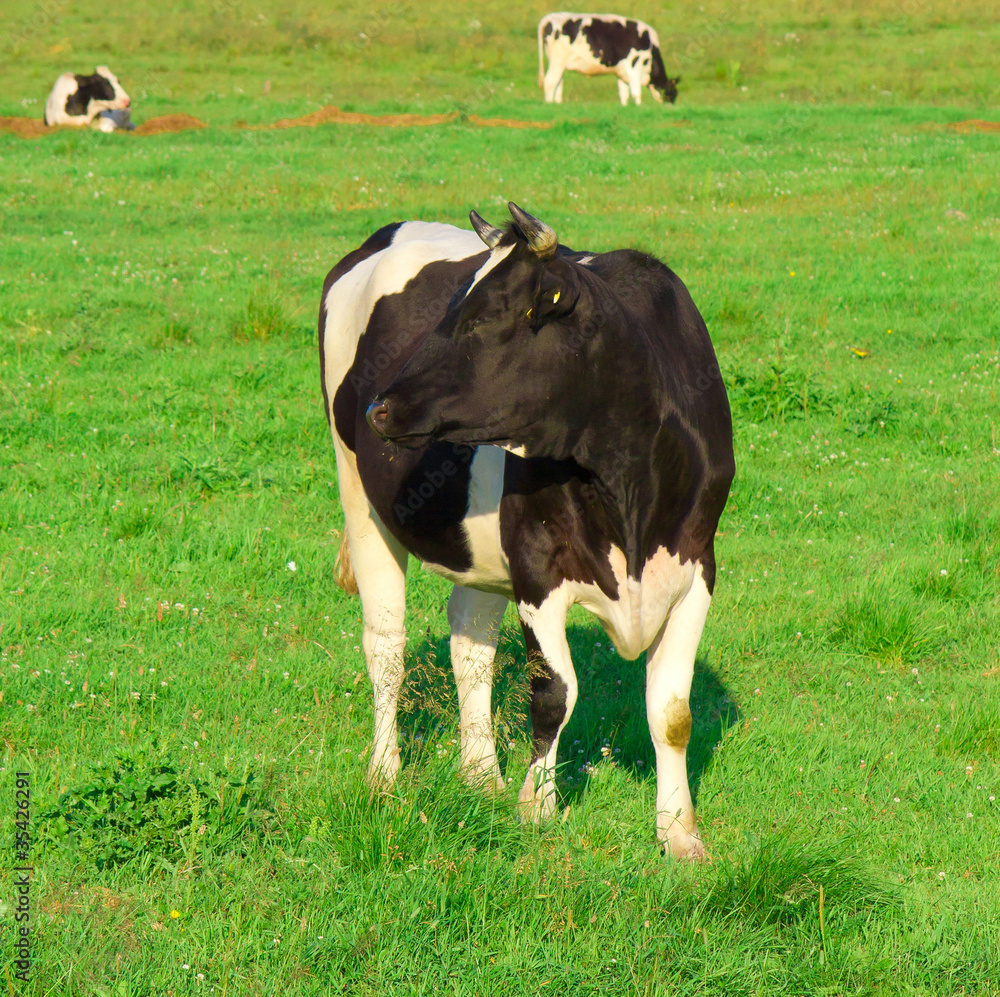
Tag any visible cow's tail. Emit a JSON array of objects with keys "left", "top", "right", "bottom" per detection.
[
  {"left": 334, "top": 532, "right": 358, "bottom": 594},
  {"left": 537, "top": 18, "right": 546, "bottom": 89}
]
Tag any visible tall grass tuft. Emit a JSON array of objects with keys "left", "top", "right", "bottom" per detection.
[
  {"left": 228, "top": 281, "right": 295, "bottom": 341},
  {"left": 830, "top": 595, "right": 940, "bottom": 667},
  {"left": 696, "top": 833, "right": 895, "bottom": 926}
]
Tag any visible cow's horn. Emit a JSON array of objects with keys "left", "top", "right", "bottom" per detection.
[
  {"left": 469, "top": 210, "right": 504, "bottom": 249},
  {"left": 508, "top": 202, "right": 557, "bottom": 258}
]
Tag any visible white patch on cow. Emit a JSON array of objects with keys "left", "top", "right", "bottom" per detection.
[
  {"left": 322, "top": 221, "right": 485, "bottom": 419},
  {"left": 575, "top": 255, "right": 595, "bottom": 267},
  {"left": 467, "top": 243, "right": 514, "bottom": 293},
  {"left": 521, "top": 544, "right": 696, "bottom": 661},
  {"left": 44, "top": 66, "right": 130, "bottom": 127},
  {"left": 423, "top": 445, "right": 512, "bottom": 597},
  {"left": 500, "top": 443, "right": 527, "bottom": 457}
]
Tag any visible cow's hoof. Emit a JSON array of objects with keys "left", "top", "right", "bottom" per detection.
[
  {"left": 461, "top": 762, "right": 505, "bottom": 795},
  {"left": 517, "top": 776, "right": 557, "bottom": 823},
  {"left": 662, "top": 833, "right": 710, "bottom": 862},
  {"left": 366, "top": 755, "right": 400, "bottom": 796}
]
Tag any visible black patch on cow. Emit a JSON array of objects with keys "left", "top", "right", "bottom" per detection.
[
  {"left": 64, "top": 73, "right": 116, "bottom": 117},
  {"left": 699, "top": 542, "right": 718, "bottom": 596},
  {"left": 582, "top": 18, "right": 650, "bottom": 68},
  {"left": 338, "top": 255, "right": 492, "bottom": 573},
  {"left": 561, "top": 18, "right": 582, "bottom": 43},
  {"left": 501, "top": 457, "right": 619, "bottom": 608},
  {"left": 521, "top": 622, "right": 570, "bottom": 762},
  {"left": 387, "top": 441, "right": 477, "bottom": 566},
  {"left": 319, "top": 221, "right": 403, "bottom": 440},
  {"left": 543, "top": 21, "right": 554, "bottom": 41},
  {"left": 631, "top": 54, "right": 640, "bottom": 67}
]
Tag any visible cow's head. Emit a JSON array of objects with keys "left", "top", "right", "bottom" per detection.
[
  {"left": 79, "top": 66, "right": 131, "bottom": 112},
  {"left": 648, "top": 48, "right": 680, "bottom": 104},
  {"left": 367, "top": 203, "right": 605, "bottom": 460},
  {"left": 652, "top": 75, "right": 680, "bottom": 104}
]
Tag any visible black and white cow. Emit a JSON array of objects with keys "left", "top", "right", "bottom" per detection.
[
  {"left": 44, "top": 67, "right": 131, "bottom": 128},
  {"left": 319, "top": 204, "right": 733, "bottom": 858},
  {"left": 538, "top": 12, "right": 679, "bottom": 105}
]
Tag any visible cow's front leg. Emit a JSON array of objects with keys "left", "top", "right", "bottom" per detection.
[
  {"left": 334, "top": 438, "right": 408, "bottom": 792},
  {"left": 448, "top": 586, "right": 508, "bottom": 793},
  {"left": 516, "top": 596, "right": 577, "bottom": 821},
  {"left": 616, "top": 78, "right": 630, "bottom": 106},
  {"left": 645, "top": 563, "right": 713, "bottom": 859},
  {"left": 629, "top": 71, "right": 643, "bottom": 105}
]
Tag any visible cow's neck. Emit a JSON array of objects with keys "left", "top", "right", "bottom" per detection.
[{"left": 569, "top": 334, "right": 693, "bottom": 579}]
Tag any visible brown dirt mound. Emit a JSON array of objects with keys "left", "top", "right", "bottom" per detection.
[
  {"left": 268, "top": 105, "right": 458, "bottom": 129},
  {"left": 134, "top": 113, "right": 207, "bottom": 135},
  {"left": 0, "top": 113, "right": 206, "bottom": 137},
  {"left": 948, "top": 119, "right": 1000, "bottom": 133},
  {"left": 0, "top": 117, "right": 50, "bottom": 138},
  {"left": 467, "top": 114, "right": 551, "bottom": 130}
]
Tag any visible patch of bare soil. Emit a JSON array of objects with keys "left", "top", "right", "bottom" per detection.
[
  {"left": 948, "top": 119, "right": 1000, "bottom": 133},
  {"left": 268, "top": 105, "right": 458, "bottom": 129},
  {"left": 0, "top": 113, "right": 207, "bottom": 137},
  {"left": 0, "top": 117, "right": 50, "bottom": 137},
  {"left": 134, "top": 113, "right": 207, "bottom": 135},
  {"left": 467, "top": 114, "right": 551, "bottom": 129}
]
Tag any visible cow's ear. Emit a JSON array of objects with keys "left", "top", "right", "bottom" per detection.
[{"left": 529, "top": 270, "right": 580, "bottom": 329}]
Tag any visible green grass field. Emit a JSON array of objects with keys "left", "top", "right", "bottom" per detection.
[{"left": 2, "top": 1, "right": 999, "bottom": 994}]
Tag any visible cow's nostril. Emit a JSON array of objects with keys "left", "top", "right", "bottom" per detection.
[{"left": 366, "top": 400, "right": 390, "bottom": 435}]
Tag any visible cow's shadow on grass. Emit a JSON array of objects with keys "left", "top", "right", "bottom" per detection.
[{"left": 397, "top": 623, "right": 739, "bottom": 805}]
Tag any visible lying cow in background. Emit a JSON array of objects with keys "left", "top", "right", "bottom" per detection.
[
  {"left": 538, "top": 12, "right": 679, "bottom": 104},
  {"left": 320, "top": 204, "right": 734, "bottom": 858},
  {"left": 44, "top": 67, "right": 131, "bottom": 128}
]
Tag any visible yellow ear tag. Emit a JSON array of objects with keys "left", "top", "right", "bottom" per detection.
[
  {"left": 526, "top": 307, "right": 532, "bottom": 318},
  {"left": 552, "top": 291, "right": 560, "bottom": 304}
]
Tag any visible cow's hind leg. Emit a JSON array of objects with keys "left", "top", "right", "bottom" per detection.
[
  {"left": 645, "top": 563, "right": 713, "bottom": 859},
  {"left": 334, "top": 438, "right": 408, "bottom": 791},
  {"left": 516, "top": 596, "right": 577, "bottom": 821},
  {"left": 448, "top": 587, "right": 508, "bottom": 792}
]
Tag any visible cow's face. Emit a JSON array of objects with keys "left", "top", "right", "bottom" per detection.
[
  {"left": 88, "top": 66, "right": 130, "bottom": 110},
  {"left": 368, "top": 204, "right": 596, "bottom": 459},
  {"left": 653, "top": 76, "right": 679, "bottom": 104}
]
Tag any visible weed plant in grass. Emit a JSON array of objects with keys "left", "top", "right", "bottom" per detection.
[{"left": 2, "top": 1, "right": 1000, "bottom": 993}]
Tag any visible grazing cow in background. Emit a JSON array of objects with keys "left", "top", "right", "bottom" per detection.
[
  {"left": 319, "top": 204, "right": 733, "bottom": 858},
  {"left": 538, "top": 12, "right": 679, "bottom": 105},
  {"left": 44, "top": 67, "right": 131, "bottom": 128}
]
